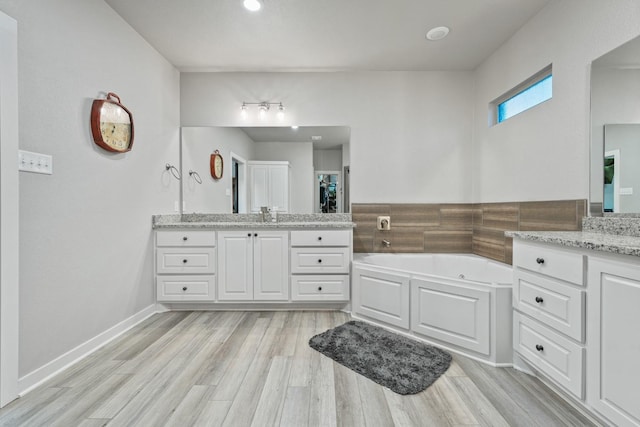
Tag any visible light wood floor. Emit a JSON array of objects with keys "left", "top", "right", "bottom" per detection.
[{"left": 0, "top": 311, "right": 596, "bottom": 426}]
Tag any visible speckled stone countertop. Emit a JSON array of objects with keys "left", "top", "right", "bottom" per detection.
[
  {"left": 152, "top": 213, "right": 355, "bottom": 230},
  {"left": 506, "top": 217, "right": 640, "bottom": 258}
]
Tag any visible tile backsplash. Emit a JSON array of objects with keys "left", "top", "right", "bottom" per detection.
[{"left": 352, "top": 199, "right": 586, "bottom": 264}]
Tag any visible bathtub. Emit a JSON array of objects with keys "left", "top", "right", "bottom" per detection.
[{"left": 352, "top": 253, "right": 513, "bottom": 365}]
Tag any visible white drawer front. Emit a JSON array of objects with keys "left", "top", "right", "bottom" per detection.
[
  {"left": 157, "top": 248, "right": 216, "bottom": 274},
  {"left": 513, "top": 241, "right": 584, "bottom": 286},
  {"left": 290, "top": 230, "right": 351, "bottom": 247},
  {"left": 156, "top": 275, "right": 215, "bottom": 301},
  {"left": 291, "top": 275, "right": 349, "bottom": 301},
  {"left": 514, "top": 313, "right": 584, "bottom": 399},
  {"left": 156, "top": 230, "right": 216, "bottom": 247},
  {"left": 291, "top": 247, "right": 350, "bottom": 274},
  {"left": 514, "top": 270, "right": 585, "bottom": 342}
]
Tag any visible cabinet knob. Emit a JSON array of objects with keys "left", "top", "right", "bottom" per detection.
[
  {"left": 254, "top": 233, "right": 258, "bottom": 237},
  {"left": 248, "top": 233, "right": 252, "bottom": 237},
  {"left": 182, "top": 286, "right": 187, "bottom": 291},
  {"left": 182, "top": 259, "right": 188, "bottom": 264},
  {"left": 535, "top": 344, "right": 544, "bottom": 352},
  {"left": 536, "top": 257, "right": 545, "bottom": 265},
  {"left": 317, "top": 259, "right": 322, "bottom": 263},
  {"left": 535, "top": 296, "right": 544, "bottom": 304},
  {"left": 318, "top": 286, "right": 323, "bottom": 291},
  {"left": 183, "top": 236, "right": 188, "bottom": 241},
  {"left": 318, "top": 236, "right": 322, "bottom": 241}
]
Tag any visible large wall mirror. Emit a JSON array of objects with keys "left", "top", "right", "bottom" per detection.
[
  {"left": 590, "top": 35, "right": 640, "bottom": 215},
  {"left": 181, "top": 126, "right": 350, "bottom": 214}
]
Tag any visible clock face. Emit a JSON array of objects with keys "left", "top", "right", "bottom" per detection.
[
  {"left": 210, "top": 152, "right": 223, "bottom": 179},
  {"left": 99, "top": 103, "right": 131, "bottom": 151},
  {"left": 90, "top": 93, "right": 134, "bottom": 153}
]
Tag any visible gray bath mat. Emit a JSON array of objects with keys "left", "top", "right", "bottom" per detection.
[{"left": 309, "top": 320, "right": 452, "bottom": 395}]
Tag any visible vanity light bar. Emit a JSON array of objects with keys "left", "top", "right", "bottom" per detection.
[{"left": 240, "top": 102, "right": 285, "bottom": 120}]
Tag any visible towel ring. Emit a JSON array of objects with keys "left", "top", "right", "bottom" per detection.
[
  {"left": 189, "top": 170, "right": 203, "bottom": 184},
  {"left": 165, "top": 163, "right": 181, "bottom": 180}
]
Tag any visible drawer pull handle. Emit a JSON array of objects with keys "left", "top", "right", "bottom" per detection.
[
  {"left": 182, "top": 259, "right": 188, "bottom": 264},
  {"left": 183, "top": 236, "right": 188, "bottom": 241},
  {"left": 317, "top": 259, "right": 322, "bottom": 263},
  {"left": 318, "top": 286, "right": 323, "bottom": 291},
  {"left": 535, "top": 296, "right": 544, "bottom": 304},
  {"left": 182, "top": 286, "right": 187, "bottom": 291},
  {"left": 318, "top": 236, "right": 322, "bottom": 241},
  {"left": 536, "top": 257, "right": 545, "bottom": 265},
  {"left": 535, "top": 344, "right": 544, "bottom": 352}
]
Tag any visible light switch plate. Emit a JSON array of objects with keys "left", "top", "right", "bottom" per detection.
[
  {"left": 18, "top": 150, "right": 53, "bottom": 175},
  {"left": 620, "top": 187, "right": 634, "bottom": 195}
]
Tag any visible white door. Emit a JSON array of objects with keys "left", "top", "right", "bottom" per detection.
[
  {"left": 217, "top": 231, "right": 254, "bottom": 300},
  {"left": 588, "top": 257, "right": 640, "bottom": 427},
  {"left": 249, "top": 164, "right": 269, "bottom": 213},
  {"left": 253, "top": 231, "right": 289, "bottom": 301},
  {"left": 268, "top": 165, "right": 289, "bottom": 213}
]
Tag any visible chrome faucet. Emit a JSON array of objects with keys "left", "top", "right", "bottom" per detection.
[
  {"left": 382, "top": 239, "right": 391, "bottom": 248},
  {"left": 260, "top": 206, "right": 270, "bottom": 222}
]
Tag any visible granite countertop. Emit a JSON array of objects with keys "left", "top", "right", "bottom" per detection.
[
  {"left": 506, "top": 217, "right": 640, "bottom": 257},
  {"left": 152, "top": 213, "right": 356, "bottom": 230}
]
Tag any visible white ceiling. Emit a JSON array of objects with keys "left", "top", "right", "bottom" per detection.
[
  {"left": 241, "top": 126, "right": 350, "bottom": 150},
  {"left": 104, "top": 0, "right": 551, "bottom": 72}
]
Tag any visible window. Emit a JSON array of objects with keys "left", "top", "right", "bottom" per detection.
[{"left": 490, "top": 65, "right": 552, "bottom": 125}]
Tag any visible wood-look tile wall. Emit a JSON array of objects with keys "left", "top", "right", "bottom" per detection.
[{"left": 352, "top": 199, "right": 586, "bottom": 264}]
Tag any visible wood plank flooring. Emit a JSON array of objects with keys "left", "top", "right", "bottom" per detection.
[{"left": 0, "top": 311, "right": 597, "bottom": 426}]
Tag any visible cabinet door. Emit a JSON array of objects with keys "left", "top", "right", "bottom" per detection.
[
  {"left": 249, "top": 165, "right": 269, "bottom": 213},
  {"left": 588, "top": 257, "right": 640, "bottom": 427},
  {"left": 268, "top": 165, "right": 289, "bottom": 213},
  {"left": 217, "top": 231, "right": 253, "bottom": 300},
  {"left": 254, "top": 231, "right": 289, "bottom": 301}
]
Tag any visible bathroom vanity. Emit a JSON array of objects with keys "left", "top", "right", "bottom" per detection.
[
  {"left": 153, "top": 213, "right": 354, "bottom": 307},
  {"left": 509, "top": 217, "right": 640, "bottom": 427}
]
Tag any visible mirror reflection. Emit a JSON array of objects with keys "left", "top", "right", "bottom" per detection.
[
  {"left": 590, "top": 35, "right": 640, "bottom": 215},
  {"left": 181, "top": 126, "right": 351, "bottom": 214}
]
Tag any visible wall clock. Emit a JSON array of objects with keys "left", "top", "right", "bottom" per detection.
[
  {"left": 90, "top": 92, "right": 134, "bottom": 153},
  {"left": 210, "top": 150, "right": 223, "bottom": 179}
]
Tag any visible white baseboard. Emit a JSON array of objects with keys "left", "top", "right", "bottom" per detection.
[{"left": 18, "top": 304, "right": 158, "bottom": 396}]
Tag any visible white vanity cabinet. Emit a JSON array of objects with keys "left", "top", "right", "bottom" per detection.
[
  {"left": 587, "top": 255, "right": 640, "bottom": 427},
  {"left": 290, "top": 230, "right": 351, "bottom": 301},
  {"left": 217, "top": 230, "right": 289, "bottom": 301},
  {"left": 155, "top": 230, "right": 216, "bottom": 302},
  {"left": 248, "top": 161, "right": 290, "bottom": 214},
  {"left": 512, "top": 240, "right": 586, "bottom": 399}
]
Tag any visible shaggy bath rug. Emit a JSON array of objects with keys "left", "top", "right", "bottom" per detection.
[{"left": 309, "top": 320, "right": 452, "bottom": 395}]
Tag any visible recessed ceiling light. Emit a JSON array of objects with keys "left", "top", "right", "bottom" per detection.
[
  {"left": 243, "top": 0, "right": 262, "bottom": 12},
  {"left": 291, "top": 126, "right": 299, "bottom": 130},
  {"left": 426, "top": 26, "right": 450, "bottom": 41}
]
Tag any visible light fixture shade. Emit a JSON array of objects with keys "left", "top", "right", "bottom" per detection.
[
  {"left": 277, "top": 103, "right": 285, "bottom": 120},
  {"left": 240, "top": 103, "right": 248, "bottom": 119},
  {"left": 243, "top": 0, "right": 261, "bottom": 11}
]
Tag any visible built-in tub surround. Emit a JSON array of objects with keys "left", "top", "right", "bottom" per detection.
[
  {"left": 352, "top": 253, "right": 513, "bottom": 366},
  {"left": 352, "top": 200, "right": 586, "bottom": 264}
]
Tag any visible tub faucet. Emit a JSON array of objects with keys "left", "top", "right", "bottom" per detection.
[{"left": 382, "top": 239, "right": 391, "bottom": 248}]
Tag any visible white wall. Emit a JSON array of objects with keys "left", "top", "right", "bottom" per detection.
[
  {"left": 472, "top": 0, "right": 640, "bottom": 203},
  {"left": 181, "top": 71, "right": 474, "bottom": 204},
  {"left": 182, "top": 127, "right": 255, "bottom": 213},
  {"left": 0, "top": 0, "right": 180, "bottom": 379},
  {"left": 314, "top": 149, "right": 342, "bottom": 171},
  {"left": 254, "top": 142, "right": 314, "bottom": 213}
]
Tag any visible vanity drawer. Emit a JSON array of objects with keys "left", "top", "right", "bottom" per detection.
[
  {"left": 156, "top": 230, "right": 216, "bottom": 247},
  {"left": 156, "top": 248, "right": 216, "bottom": 274},
  {"left": 513, "top": 241, "right": 584, "bottom": 286},
  {"left": 291, "top": 247, "right": 350, "bottom": 274},
  {"left": 290, "top": 230, "right": 351, "bottom": 247},
  {"left": 514, "top": 270, "right": 585, "bottom": 342},
  {"left": 514, "top": 313, "right": 584, "bottom": 399},
  {"left": 157, "top": 275, "right": 215, "bottom": 301},
  {"left": 291, "top": 275, "right": 349, "bottom": 301}
]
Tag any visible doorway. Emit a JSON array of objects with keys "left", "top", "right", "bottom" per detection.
[
  {"left": 230, "top": 152, "right": 247, "bottom": 214},
  {"left": 315, "top": 171, "right": 341, "bottom": 213},
  {"left": 604, "top": 149, "right": 620, "bottom": 213}
]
